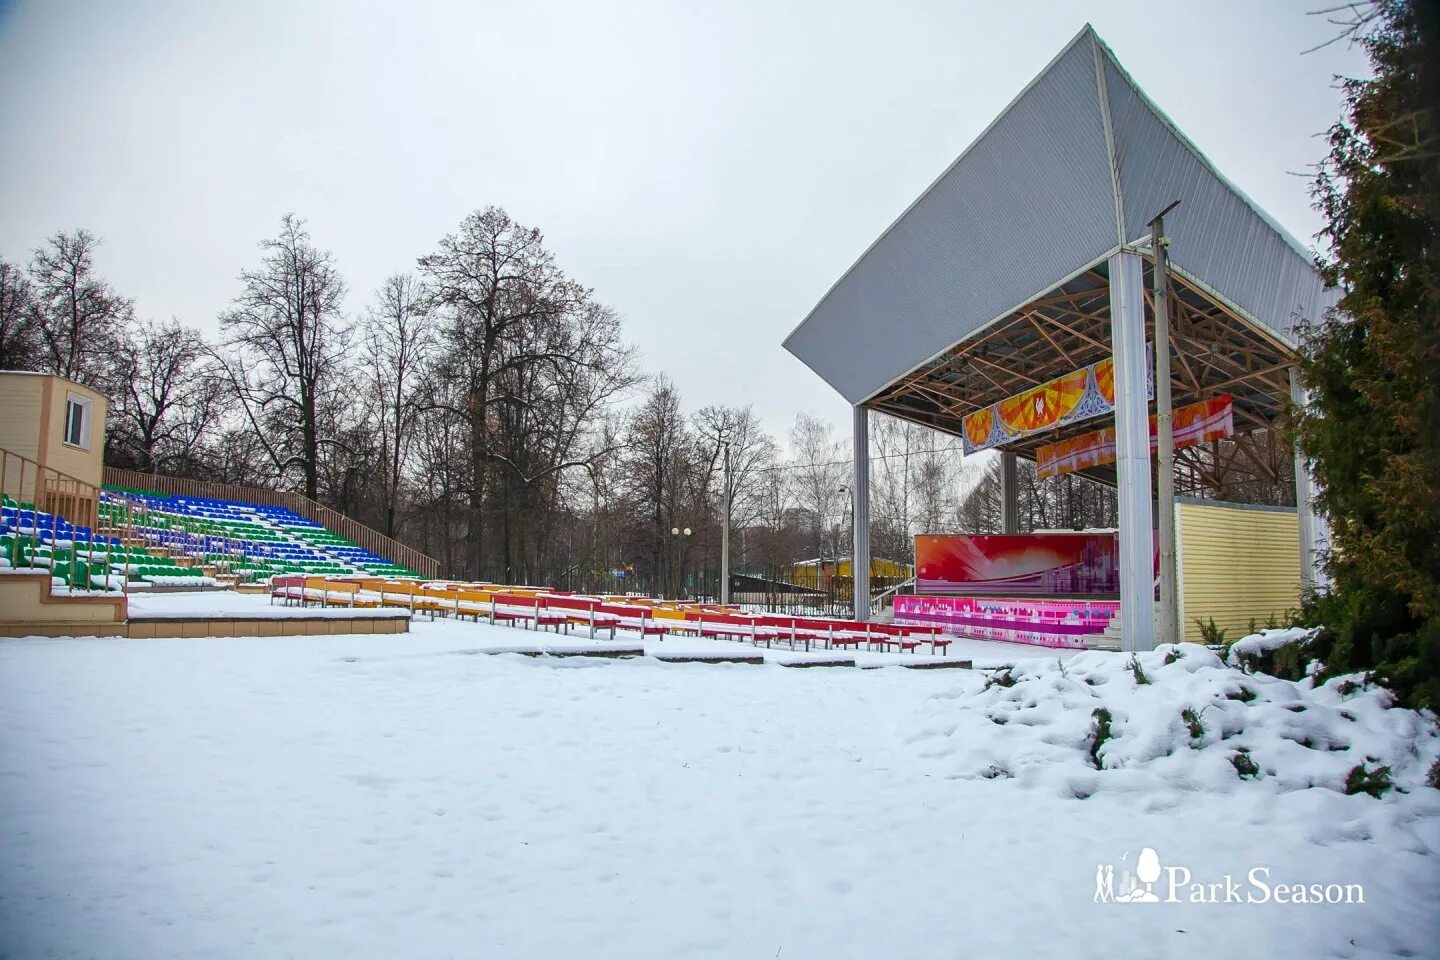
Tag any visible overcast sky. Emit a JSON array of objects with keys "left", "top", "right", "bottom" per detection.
[{"left": 0, "top": 0, "right": 1367, "bottom": 441}]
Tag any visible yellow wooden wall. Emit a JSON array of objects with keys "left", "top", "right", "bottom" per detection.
[
  {"left": 38, "top": 376, "right": 108, "bottom": 487},
  {"left": 0, "top": 373, "right": 46, "bottom": 462},
  {"left": 0, "top": 372, "right": 107, "bottom": 489},
  {"left": 1176, "top": 498, "right": 1301, "bottom": 644}
]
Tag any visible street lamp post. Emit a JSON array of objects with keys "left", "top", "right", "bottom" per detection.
[
  {"left": 720, "top": 440, "right": 731, "bottom": 605},
  {"left": 670, "top": 525, "right": 692, "bottom": 600}
]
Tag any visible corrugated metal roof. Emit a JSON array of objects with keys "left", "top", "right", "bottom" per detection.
[
  {"left": 784, "top": 25, "right": 1335, "bottom": 404},
  {"left": 782, "top": 28, "right": 1119, "bottom": 405},
  {"left": 1097, "top": 39, "right": 1337, "bottom": 347}
]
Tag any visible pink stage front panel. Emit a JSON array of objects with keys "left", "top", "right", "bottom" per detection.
[
  {"left": 915, "top": 533, "right": 1120, "bottom": 596},
  {"left": 893, "top": 595, "right": 1120, "bottom": 649}
]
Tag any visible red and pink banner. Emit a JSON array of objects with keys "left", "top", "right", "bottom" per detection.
[
  {"left": 894, "top": 595, "right": 1119, "bottom": 649},
  {"left": 1035, "top": 394, "right": 1233, "bottom": 480},
  {"left": 915, "top": 533, "right": 1121, "bottom": 596},
  {"left": 961, "top": 351, "right": 1154, "bottom": 455}
]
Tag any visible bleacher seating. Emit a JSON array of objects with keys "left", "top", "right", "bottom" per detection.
[
  {"left": 2, "top": 494, "right": 133, "bottom": 589},
  {"left": 97, "top": 487, "right": 422, "bottom": 583},
  {"left": 0, "top": 485, "right": 421, "bottom": 592}
]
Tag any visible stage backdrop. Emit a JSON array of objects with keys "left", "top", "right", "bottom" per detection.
[{"left": 914, "top": 533, "right": 1120, "bottom": 596}]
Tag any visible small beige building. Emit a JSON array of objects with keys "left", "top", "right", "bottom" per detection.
[{"left": 0, "top": 371, "right": 108, "bottom": 525}]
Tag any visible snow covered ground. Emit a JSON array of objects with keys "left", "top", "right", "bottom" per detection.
[{"left": 1, "top": 626, "right": 1436, "bottom": 959}]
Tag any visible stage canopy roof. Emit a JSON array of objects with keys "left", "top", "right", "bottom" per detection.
[{"left": 784, "top": 26, "right": 1337, "bottom": 492}]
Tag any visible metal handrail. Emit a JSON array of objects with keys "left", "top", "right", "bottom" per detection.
[
  {"left": 1, "top": 446, "right": 101, "bottom": 530},
  {"left": 871, "top": 576, "right": 917, "bottom": 610}
]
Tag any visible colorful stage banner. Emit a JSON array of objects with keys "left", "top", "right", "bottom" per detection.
[
  {"left": 914, "top": 533, "right": 1121, "bottom": 596},
  {"left": 961, "top": 351, "right": 1152, "bottom": 455},
  {"left": 1035, "top": 394, "right": 1234, "bottom": 479}
]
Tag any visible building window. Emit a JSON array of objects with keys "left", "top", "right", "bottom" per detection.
[{"left": 63, "top": 394, "right": 92, "bottom": 450}]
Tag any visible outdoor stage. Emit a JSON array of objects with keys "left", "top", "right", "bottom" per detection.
[{"left": 783, "top": 26, "right": 1333, "bottom": 650}]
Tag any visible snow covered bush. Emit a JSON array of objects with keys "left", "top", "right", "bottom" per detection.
[
  {"left": 1226, "top": 627, "right": 1315, "bottom": 681},
  {"left": 1344, "top": 763, "right": 1393, "bottom": 798},
  {"left": 904, "top": 643, "right": 1440, "bottom": 802},
  {"left": 1231, "top": 748, "right": 1260, "bottom": 780},
  {"left": 1087, "top": 708, "right": 1112, "bottom": 770}
]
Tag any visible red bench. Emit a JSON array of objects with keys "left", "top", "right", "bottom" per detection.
[
  {"left": 904, "top": 624, "right": 953, "bottom": 654},
  {"left": 490, "top": 593, "right": 568, "bottom": 632},
  {"left": 793, "top": 618, "right": 955, "bottom": 655},
  {"left": 749, "top": 615, "right": 830, "bottom": 651},
  {"left": 541, "top": 595, "right": 621, "bottom": 639},
  {"left": 688, "top": 613, "right": 760, "bottom": 642},
  {"left": 865, "top": 622, "right": 925, "bottom": 653}
]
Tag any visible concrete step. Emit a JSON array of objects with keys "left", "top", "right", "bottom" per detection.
[{"left": 1086, "top": 631, "right": 1122, "bottom": 652}]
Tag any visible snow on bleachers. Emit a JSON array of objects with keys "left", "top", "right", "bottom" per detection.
[
  {"left": 97, "top": 487, "right": 421, "bottom": 584},
  {"left": 0, "top": 495, "right": 179, "bottom": 590}
]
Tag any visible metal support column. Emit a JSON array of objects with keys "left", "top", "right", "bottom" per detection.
[
  {"left": 1000, "top": 451, "right": 1019, "bottom": 534},
  {"left": 852, "top": 405, "right": 871, "bottom": 621},
  {"left": 1110, "top": 250, "right": 1155, "bottom": 651},
  {"left": 1290, "top": 367, "right": 1321, "bottom": 594},
  {"left": 1150, "top": 209, "right": 1179, "bottom": 646}
]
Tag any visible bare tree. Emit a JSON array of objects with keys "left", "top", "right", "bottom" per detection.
[
  {"left": 28, "top": 230, "right": 132, "bottom": 386},
  {"left": 108, "top": 319, "right": 222, "bottom": 474},
  {"left": 788, "top": 412, "right": 849, "bottom": 562},
  {"left": 622, "top": 376, "right": 699, "bottom": 595},
  {"left": 955, "top": 456, "right": 1003, "bottom": 533},
  {"left": 955, "top": 453, "right": 1118, "bottom": 534},
  {"left": 217, "top": 214, "right": 350, "bottom": 501},
  {"left": 210, "top": 426, "right": 273, "bottom": 485},
  {"left": 410, "top": 404, "right": 471, "bottom": 574},
  {"left": 0, "top": 260, "right": 41, "bottom": 371},
  {"left": 361, "top": 273, "right": 434, "bottom": 536},
  {"left": 870, "top": 414, "right": 924, "bottom": 559},
  {"left": 499, "top": 300, "right": 639, "bottom": 584},
  {"left": 418, "top": 206, "right": 589, "bottom": 578},
  {"left": 911, "top": 442, "right": 955, "bottom": 535},
  {"left": 695, "top": 403, "right": 779, "bottom": 536}
]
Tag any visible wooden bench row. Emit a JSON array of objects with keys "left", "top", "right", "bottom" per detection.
[
  {"left": 667, "top": 612, "right": 950, "bottom": 654},
  {"left": 270, "top": 576, "right": 955, "bottom": 654}
]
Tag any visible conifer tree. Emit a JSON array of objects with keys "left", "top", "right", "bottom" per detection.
[{"left": 1298, "top": 0, "right": 1440, "bottom": 708}]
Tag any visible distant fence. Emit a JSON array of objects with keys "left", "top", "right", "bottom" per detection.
[
  {"left": 729, "top": 570, "right": 910, "bottom": 618},
  {"left": 102, "top": 467, "right": 440, "bottom": 579}
]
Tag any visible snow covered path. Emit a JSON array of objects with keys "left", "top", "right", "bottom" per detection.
[{"left": 2, "top": 632, "right": 1436, "bottom": 959}]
